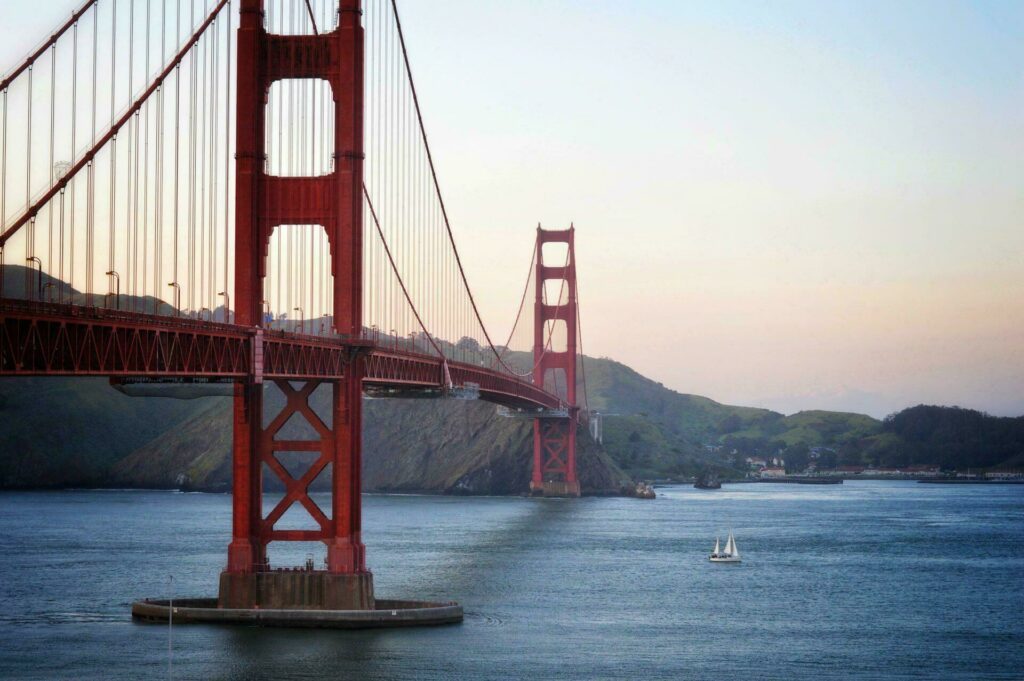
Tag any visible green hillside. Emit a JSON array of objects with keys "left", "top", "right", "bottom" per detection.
[
  {"left": 0, "top": 377, "right": 214, "bottom": 487},
  {"left": 1, "top": 270, "right": 1021, "bottom": 490},
  {"left": 577, "top": 357, "right": 884, "bottom": 478},
  {"left": 110, "top": 388, "right": 632, "bottom": 496}
]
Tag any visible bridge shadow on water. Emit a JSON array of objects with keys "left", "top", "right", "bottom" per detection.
[{"left": 208, "top": 496, "right": 588, "bottom": 680}]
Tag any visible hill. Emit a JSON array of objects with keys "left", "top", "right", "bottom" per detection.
[
  {"left": 0, "top": 377, "right": 214, "bottom": 487},
  {"left": 853, "top": 405, "right": 1024, "bottom": 470},
  {"left": 110, "top": 388, "right": 632, "bottom": 495},
  {"left": 2, "top": 267, "right": 1022, "bottom": 488}
]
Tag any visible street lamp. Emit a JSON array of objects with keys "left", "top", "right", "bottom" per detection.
[
  {"left": 167, "top": 282, "right": 180, "bottom": 316},
  {"left": 25, "top": 256, "right": 42, "bottom": 300},
  {"left": 293, "top": 307, "right": 304, "bottom": 334},
  {"left": 105, "top": 270, "right": 120, "bottom": 310},
  {"left": 218, "top": 291, "right": 230, "bottom": 323}
]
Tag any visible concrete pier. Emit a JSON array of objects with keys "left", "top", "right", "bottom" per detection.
[
  {"left": 132, "top": 570, "right": 462, "bottom": 628},
  {"left": 217, "top": 570, "right": 374, "bottom": 610},
  {"left": 531, "top": 480, "right": 582, "bottom": 497}
]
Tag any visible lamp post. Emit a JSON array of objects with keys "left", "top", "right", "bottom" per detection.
[
  {"left": 293, "top": 306, "right": 304, "bottom": 334},
  {"left": 167, "top": 282, "right": 181, "bottom": 316},
  {"left": 25, "top": 256, "right": 42, "bottom": 300},
  {"left": 218, "top": 291, "right": 231, "bottom": 323},
  {"left": 105, "top": 270, "right": 120, "bottom": 310}
]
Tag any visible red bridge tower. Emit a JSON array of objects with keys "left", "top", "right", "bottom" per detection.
[
  {"left": 531, "top": 226, "right": 581, "bottom": 497},
  {"left": 220, "top": 0, "right": 373, "bottom": 609}
]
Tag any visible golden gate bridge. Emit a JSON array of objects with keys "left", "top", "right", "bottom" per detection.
[{"left": 0, "top": 0, "right": 592, "bottom": 620}]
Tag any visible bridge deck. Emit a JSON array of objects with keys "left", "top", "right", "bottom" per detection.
[{"left": 0, "top": 299, "right": 559, "bottom": 410}]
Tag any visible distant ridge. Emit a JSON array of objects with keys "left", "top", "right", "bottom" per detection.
[{"left": 2, "top": 271, "right": 1022, "bottom": 490}]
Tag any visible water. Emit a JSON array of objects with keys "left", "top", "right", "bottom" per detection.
[{"left": 0, "top": 481, "right": 1022, "bottom": 680}]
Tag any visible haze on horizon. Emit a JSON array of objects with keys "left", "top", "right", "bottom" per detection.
[{"left": 3, "top": 0, "right": 1022, "bottom": 419}]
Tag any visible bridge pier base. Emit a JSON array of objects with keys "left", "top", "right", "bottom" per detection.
[
  {"left": 530, "top": 417, "right": 581, "bottom": 497},
  {"left": 529, "top": 480, "right": 582, "bottom": 498},
  {"left": 218, "top": 570, "right": 374, "bottom": 611}
]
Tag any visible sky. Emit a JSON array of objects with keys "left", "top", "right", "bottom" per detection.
[{"left": 3, "top": 1, "right": 1023, "bottom": 418}]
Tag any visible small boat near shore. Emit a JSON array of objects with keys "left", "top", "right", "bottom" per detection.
[{"left": 709, "top": 532, "right": 741, "bottom": 563}]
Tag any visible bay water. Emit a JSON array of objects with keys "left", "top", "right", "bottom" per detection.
[{"left": 0, "top": 481, "right": 1021, "bottom": 679}]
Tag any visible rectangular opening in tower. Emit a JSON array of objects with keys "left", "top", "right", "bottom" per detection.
[
  {"left": 543, "top": 318, "right": 569, "bottom": 353},
  {"left": 541, "top": 241, "right": 569, "bottom": 267},
  {"left": 265, "top": 79, "right": 335, "bottom": 178},
  {"left": 542, "top": 279, "right": 570, "bottom": 307},
  {"left": 264, "top": 225, "right": 334, "bottom": 334},
  {"left": 265, "top": 0, "right": 341, "bottom": 36},
  {"left": 542, "top": 367, "right": 570, "bottom": 401}
]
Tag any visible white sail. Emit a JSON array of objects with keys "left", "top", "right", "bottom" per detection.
[
  {"left": 712, "top": 537, "right": 720, "bottom": 556},
  {"left": 725, "top": 533, "right": 735, "bottom": 556},
  {"left": 730, "top": 534, "right": 740, "bottom": 559}
]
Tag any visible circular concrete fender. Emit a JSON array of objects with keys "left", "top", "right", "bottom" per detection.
[{"left": 132, "top": 598, "right": 463, "bottom": 629}]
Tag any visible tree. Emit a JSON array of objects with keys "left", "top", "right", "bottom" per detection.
[
  {"left": 818, "top": 449, "right": 838, "bottom": 470},
  {"left": 784, "top": 443, "right": 810, "bottom": 473}
]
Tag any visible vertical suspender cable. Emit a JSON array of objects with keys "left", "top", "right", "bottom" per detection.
[
  {"left": 108, "top": 0, "right": 116, "bottom": 305},
  {"left": 48, "top": 44, "right": 56, "bottom": 292},
  {"left": 141, "top": 0, "right": 152, "bottom": 308},
  {"left": 88, "top": 3, "right": 98, "bottom": 301},
  {"left": 173, "top": 0, "right": 181, "bottom": 311},
  {"left": 197, "top": 24, "right": 206, "bottom": 313},
  {"left": 26, "top": 63, "right": 32, "bottom": 269},
  {"left": 156, "top": 0, "right": 166, "bottom": 311},
  {"left": 128, "top": 0, "right": 137, "bottom": 309},
  {"left": 390, "top": 0, "right": 518, "bottom": 370},
  {"left": 188, "top": 0, "right": 197, "bottom": 314},
  {"left": 224, "top": 1, "right": 231, "bottom": 321},
  {"left": 66, "top": 21, "right": 79, "bottom": 302}
]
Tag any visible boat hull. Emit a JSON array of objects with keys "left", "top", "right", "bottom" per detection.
[{"left": 708, "top": 557, "right": 741, "bottom": 563}]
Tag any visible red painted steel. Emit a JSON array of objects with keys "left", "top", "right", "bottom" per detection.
[
  {"left": 0, "top": 299, "right": 250, "bottom": 378},
  {"left": 254, "top": 380, "right": 333, "bottom": 561},
  {"left": 230, "top": 0, "right": 367, "bottom": 575},
  {"left": 532, "top": 226, "right": 580, "bottom": 495},
  {"left": 0, "top": 0, "right": 582, "bottom": 582},
  {"left": 0, "top": 298, "right": 563, "bottom": 409}
]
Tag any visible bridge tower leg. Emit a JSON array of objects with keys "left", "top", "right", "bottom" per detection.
[
  {"left": 220, "top": 0, "right": 372, "bottom": 610},
  {"left": 531, "top": 226, "right": 581, "bottom": 498}
]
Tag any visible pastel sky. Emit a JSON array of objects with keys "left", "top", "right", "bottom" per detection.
[{"left": 4, "top": 1, "right": 1023, "bottom": 418}]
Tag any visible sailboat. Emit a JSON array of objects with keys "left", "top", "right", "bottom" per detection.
[{"left": 709, "top": 531, "right": 741, "bottom": 563}]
